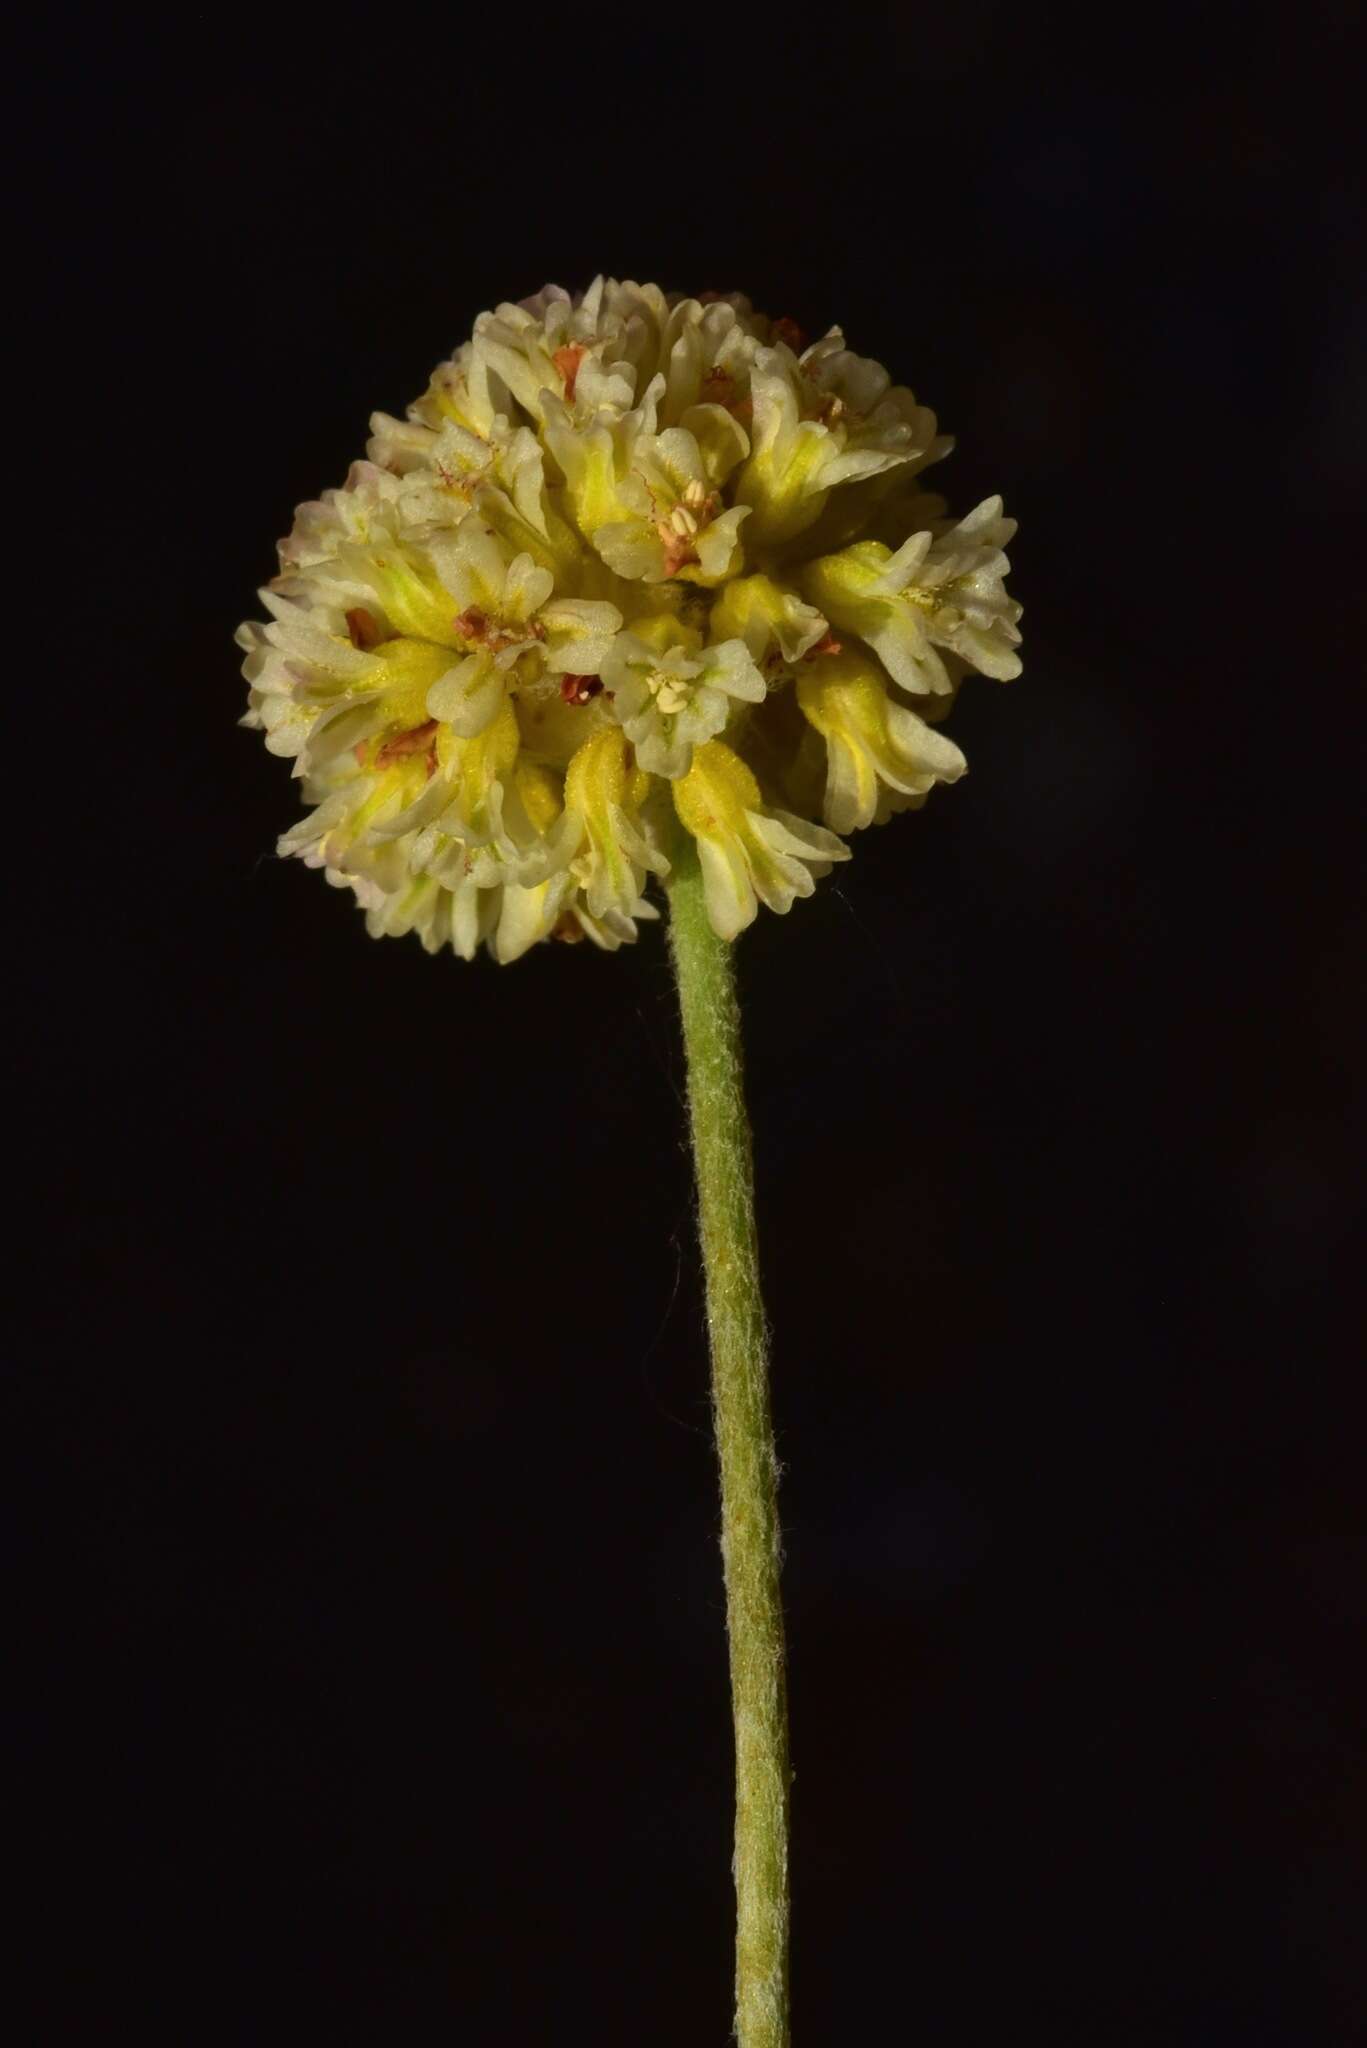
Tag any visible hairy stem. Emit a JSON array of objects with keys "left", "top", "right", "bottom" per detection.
[{"left": 665, "top": 839, "right": 791, "bottom": 2048}]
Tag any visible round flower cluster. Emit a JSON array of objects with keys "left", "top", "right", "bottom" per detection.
[{"left": 239, "top": 279, "right": 1021, "bottom": 961}]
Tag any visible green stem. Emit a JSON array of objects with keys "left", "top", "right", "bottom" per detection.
[{"left": 665, "top": 837, "right": 791, "bottom": 2048}]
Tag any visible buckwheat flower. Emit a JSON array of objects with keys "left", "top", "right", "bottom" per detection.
[
  {"left": 673, "top": 740, "right": 850, "bottom": 940},
  {"left": 240, "top": 279, "right": 1022, "bottom": 2048},
  {"left": 591, "top": 418, "right": 752, "bottom": 585},
  {"left": 561, "top": 727, "right": 670, "bottom": 920},
  {"left": 239, "top": 277, "right": 1020, "bottom": 960},
  {"left": 709, "top": 573, "right": 829, "bottom": 667},
  {"left": 601, "top": 623, "right": 766, "bottom": 778},
  {"left": 421, "top": 524, "right": 621, "bottom": 736},
  {"left": 732, "top": 342, "right": 942, "bottom": 549},
  {"left": 658, "top": 295, "right": 762, "bottom": 422},
  {"left": 803, "top": 497, "right": 1023, "bottom": 697},
  {"left": 795, "top": 648, "right": 968, "bottom": 832}
]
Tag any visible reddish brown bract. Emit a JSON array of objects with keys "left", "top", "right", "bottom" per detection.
[
  {"left": 374, "top": 719, "right": 440, "bottom": 771},
  {"left": 553, "top": 343, "right": 588, "bottom": 402},
  {"left": 345, "top": 606, "right": 387, "bottom": 650}
]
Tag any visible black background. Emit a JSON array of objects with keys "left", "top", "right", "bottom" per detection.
[{"left": 27, "top": 5, "right": 1364, "bottom": 2040}]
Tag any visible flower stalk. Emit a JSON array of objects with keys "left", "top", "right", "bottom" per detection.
[{"left": 666, "top": 836, "right": 790, "bottom": 2048}]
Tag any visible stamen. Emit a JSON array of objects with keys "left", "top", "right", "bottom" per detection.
[
  {"left": 655, "top": 482, "right": 720, "bottom": 576},
  {"left": 647, "top": 669, "right": 692, "bottom": 716}
]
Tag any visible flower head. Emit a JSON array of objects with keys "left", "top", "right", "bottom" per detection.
[{"left": 240, "top": 279, "right": 1020, "bottom": 959}]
